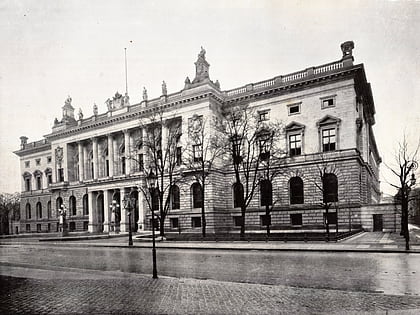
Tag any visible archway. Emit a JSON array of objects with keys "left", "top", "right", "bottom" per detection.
[{"left": 97, "top": 193, "right": 104, "bottom": 232}]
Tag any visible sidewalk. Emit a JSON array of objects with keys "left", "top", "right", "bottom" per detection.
[{"left": 2, "top": 230, "right": 420, "bottom": 253}]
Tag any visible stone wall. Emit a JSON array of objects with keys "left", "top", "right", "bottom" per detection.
[{"left": 360, "top": 203, "right": 400, "bottom": 232}]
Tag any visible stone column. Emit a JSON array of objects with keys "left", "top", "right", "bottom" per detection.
[
  {"left": 83, "top": 144, "right": 88, "bottom": 179},
  {"left": 113, "top": 134, "right": 119, "bottom": 175},
  {"left": 107, "top": 134, "right": 114, "bottom": 177},
  {"left": 78, "top": 142, "right": 84, "bottom": 181},
  {"left": 137, "top": 189, "right": 145, "bottom": 231},
  {"left": 103, "top": 190, "right": 111, "bottom": 232},
  {"left": 88, "top": 191, "right": 97, "bottom": 233},
  {"left": 123, "top": 129, "right": 131, "bottom": 175},
  {"left": 120, "top": 188, "right": 128, "bottom": 232},
  {"left": 92, "top": 137, "right": 99, "bottom": 179}
]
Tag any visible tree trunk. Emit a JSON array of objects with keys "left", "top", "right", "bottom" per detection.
[
  {"left": 402, "top": 198, "right": 410, "bottom": 250},
  {"left": 265, "top": 204, "right": 270, "bottom": 237},
  {"left": 325, "top": 205, "right": 330, "bottom": 242},
  {"left": 240, "top": 206, "right": 246, "bottom": 239},
  {"left": 201, "top": 186, "right": 206, "bottom": 238}
]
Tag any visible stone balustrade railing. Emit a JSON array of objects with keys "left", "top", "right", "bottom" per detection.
[{"left": 225, "top": 59, "right": 346, "bottom": 97}]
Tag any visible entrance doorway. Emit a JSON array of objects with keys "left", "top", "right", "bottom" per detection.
[{"left": 373, "top": 214, "right": 383, "bottom": 232}]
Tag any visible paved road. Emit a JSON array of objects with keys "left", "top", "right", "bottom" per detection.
[{"left": 1, "top": 244, "right": 420, "bottom": 296}]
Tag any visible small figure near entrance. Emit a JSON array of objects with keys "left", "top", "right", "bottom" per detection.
[
  {"left": 110, "top": 200, "right": 120, "bottom": 233},
  {"left": 58, "top": 205, "right": 69, "bottom": 236}
]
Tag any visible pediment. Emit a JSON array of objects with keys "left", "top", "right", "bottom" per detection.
[
  {"left": 316, "top": 115, "right": 341, "bottom": 127},
  {"left": 285, "top": 121, "right": 305, "bottom": 131}
]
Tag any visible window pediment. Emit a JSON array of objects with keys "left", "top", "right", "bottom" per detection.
[
  {"left": 23, "top": 171, "right": 32, "bottom": 178},
  {"left": 285, "top": 121, "right": 305, "bottom": 132},
  {"left": 317, "top": 115, "right": 341, "bottom": 127}
]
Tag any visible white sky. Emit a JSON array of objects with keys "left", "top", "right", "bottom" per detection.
[{"left": 0, "top": 0, "right": 419, "bottom": 197}]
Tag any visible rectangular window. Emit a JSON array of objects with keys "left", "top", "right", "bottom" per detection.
[
  {"left": 170, "top": 218, "right": 179, "bottom": 229},
  {"left": 193, "top": 144, "right": 202, "bottom": 162},
  {"left": 138, "top": 154, "right": 144, "bottom": 171},
  {"left": 47, "top": 156, "right": 52, "bottom": 163},
  {"left": 288, "top": 103, "right": 301, "bottom": 115},
  {"left": 47, "top": 223, "right": 51, "bottom": 232},
  {"left": 324, "top": 212, "right": 337, "bottom": 225},
  {"left": 106, "top": 160, "right": 110, "bottom": 176},
  {"left": 58, "top": 168, "right": 64, "bottom": 182},
  {"left": 290, "top": 213, "right": 303, "bottom": 226},
  {"left": 233, "top": 216, "right": 243, "bottom": 227},
  {"left": 150, "top": 218, "right": 159, "bottom": 230},
  {"left": 121, "top": 157, "right": 126, "bottom": 175},
  {"left": 176, "top": 147, "right": 182, "bottom": 166},
  {"left": 322, "top": 97, "right": 335, "bottom": 109},
  {"left": 37, "top": 224, "right": 41, "bottom": 232},
  {"left": 322, "top": 129, "right": 336, "bottom": 152},
  {"left": 260, "top": 215, "right": 271, "bottom": 226},
  {"left": 47, "top": 174, "right": 52, "bottom": 185},
  {"left": 83, "top": 221, "right": 89, "bottom": 231},
  {"left": 26, "top": 224, "right": 31, "bottom": 232},
  {"left": 36, "top": 176, "right": 42, "bottom": 190},
  {"left": 25, "top": 178, "right": 31, "bottom": 191},
  {"left": 289, "top": 134, "right": 302, "bottom": 156},
  {"left": 191, "top": 217, "right": 201, "bottom": 228},
  {"left": 69, "top": 222, "right": 76, "bottom": 231},
  {"left": 258, "top": 111, "right": 269, "bottom": 122},
  {"left": 259, "top": 134, "right": 271, "bottom": 159},
  {"left": 35, "top": 158, "right": 41, "bottom": 166},
  {"left": 25, "top": 161, "right": 30, "bottom": 168}
]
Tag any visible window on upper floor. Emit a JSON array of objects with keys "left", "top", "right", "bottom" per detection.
[
  {"left": 137, "top": 153, "right": 144, "bottom": 171},
  {"left": 321, "top": 95, "right": 336, "bottom": 109},
  {"left": 288, "top": 103, "right": 301, "bottom": 116},
  {"left": 47, "top": 156, "right": 52, "bottom": 163},
  {"left": 258, "top": 110, "right": 270, "bottom": 122},
  {"left": 36, "top": 175, "right": 42, "bottom": 190},
  {"left": 35, "top": 159, "right": 41, "bottom": 166},
  {"left": 58, "top": 168, "right": 64, "bottom": 182},
  {"left": 25, "top": 177, "right": 31, "bottom": 192},
  {"left": 193, "top": 144, "right": 202, "bottom": 162},
  {"left": 285, "top": 122, "right": 305, "bottom": 157},
  {"left": 322, "top": 128, "right": 336, "bottom": 152},
  {"left": 289, "top": 134, "right": 302, "bottom": 156},
  {"left": 176, "top": 147, "right": 182, "bottom": 166},
  {"left": 25, "top": 161, "right": 30, "bottom": 168}
]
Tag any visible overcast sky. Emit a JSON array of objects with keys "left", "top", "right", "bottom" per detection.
[{"left": 0, "top": 0, "right": 419, "bottom": 197}]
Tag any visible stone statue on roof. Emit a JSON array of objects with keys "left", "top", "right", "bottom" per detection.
[
  {"left": 106, "top": 98, "right": 112, "bottom": 111},
  {"left": 198, "top": 46, "right": 206, "bottom": 60},
  {"left": 78, "top": 108, "right": 83, "bottom": 120},
  {"left": 65, "top": 95, "right": 72, "bottom": 106},
  {"left": 93, "top": 103, "right": 98, "bottom": 116},
  {"left": 143, "top": 87, "right": 148, "bottom": 101},
  {"left": 162, "top": 81, "right": 167, "bottom": 96}
]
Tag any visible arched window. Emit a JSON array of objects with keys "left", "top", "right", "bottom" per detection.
[
  {"left": 34, "top": 171, "right": 42, "bottom": 190},
  {"left": 26, "top": 203, "right": 31, "bottom": 219},
  {"left": 120, "top": 145, "right": 126, "bottom": 175},
  {"left": 192, "top": 183, "right": 203, "bottom": 209},
  {"left": 23, "top": 172, "right": 32, "bottom": 191},
  {"left": 290, "top": 177, "right": 304, "bottom": 204},
  {"left": 103, "top": 148, "right": 109, "bottom": 177},
  {"left": 151, "top": 188, "right": 159, "bottom": 211},
  {"left": 233, "top": 183, "right": 244, "bottom": 208},
  {"left": 47, "top": 201, "right": 51, "bottom": 218},
  {"left": 69, "top": 196, "right": 77, "bottom": 216},
  {"left": 260, "top": 180, "right": 272, "bottom": 206},
  {"left": 171, "top": 185, "right": 180, "bottom": 210},
  {"left": 36, "top": 202, "right": 42, "bottom": 219},
  {"left": 56, "top": 197, "right": 63, "bottom": 217},
  {"left": 323, "top": 173, "right": 338, "bottom": 203},
  {"left": 82, "top": 194, "right": 89, "bottom": 215}
]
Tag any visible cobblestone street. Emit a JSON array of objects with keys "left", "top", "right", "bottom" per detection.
[{"left": 2, "top": 269, "right": 420, "bottom": 315}]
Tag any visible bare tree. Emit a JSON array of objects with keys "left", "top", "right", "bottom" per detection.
[
  {"left": 0, "top": 192, "right": 20, "bottom": 235},
  {"left": 182, "top": 115, "right": 225, "bottom": 237},
  {"left": 130, "top": 109, "right": 184, "bottom": 237},
  {"left": 220, "top": 103, "right": 284, "bottom": 238},
  {"left": 384, "top": 136, "right": 419, "bottom": 250}
]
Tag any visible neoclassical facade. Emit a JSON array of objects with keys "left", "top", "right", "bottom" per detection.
[{"left": 14, "top": 41, "right": 381, "bottom": 234}]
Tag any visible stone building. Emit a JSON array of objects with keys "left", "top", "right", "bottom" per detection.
[{"left": 14, "top": 41, "right": 382, "bottom": 234}]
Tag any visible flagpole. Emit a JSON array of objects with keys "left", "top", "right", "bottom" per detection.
[{"left": 124, "top": 48, "right": 128, "bottom": 95}]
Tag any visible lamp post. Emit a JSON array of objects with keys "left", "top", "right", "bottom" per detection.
[
  {"left": 122, "top": 194, "right": 135, "bottom": 246},
  {"left": 147, "top": 171, "right": 158, "bottom": 279}
]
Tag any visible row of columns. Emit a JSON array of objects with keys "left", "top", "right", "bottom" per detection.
[
  {"left": 76, "top": 129, "right": 140, "bottom": 181},
  {"left": 87, "top": 187, "right": 145, "bottom": 233}
]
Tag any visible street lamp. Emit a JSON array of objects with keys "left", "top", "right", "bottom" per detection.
[
  {"left": 122, "top": 193, "right": 135, "bottom": 246},
  {"left": 109, "top": 200, "right": 120, "bottom": 234},
  {"left": 147, "top": 170, "right": 158, "bottom": 279}
]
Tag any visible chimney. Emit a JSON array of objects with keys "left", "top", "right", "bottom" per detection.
[{"left": 20, "top": 136, "right": 28, "bottom": 149}]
